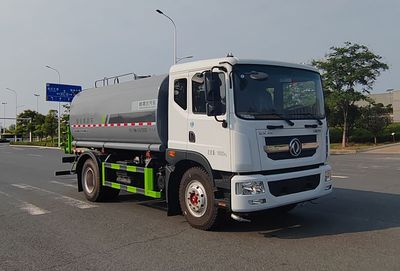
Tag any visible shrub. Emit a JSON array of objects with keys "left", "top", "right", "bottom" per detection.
[
  {"left": 329, "top": 127, "right": 342, "bottom": 143},
  {"left": 379, "top": 123, "right": 400, "bottom": 142},
  {"left": 349, "top": 128, "right": 374, "bottom": 143}
]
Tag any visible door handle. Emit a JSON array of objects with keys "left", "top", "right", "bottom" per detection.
[{"left": 189, "top": 131, "right": 196, "bottom": 143}]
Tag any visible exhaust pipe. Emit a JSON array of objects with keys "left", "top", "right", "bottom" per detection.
[{"left": 231, "top": 213, "right": 251, "bottom": 223}]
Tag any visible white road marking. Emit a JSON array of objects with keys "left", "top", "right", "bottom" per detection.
[
  {"left": 332, "top": 175, "right": 349, "bottom": 179},
  {"left": 11, "top": 184, "right": 96, "bottom": 209},
  {"left": 50, "top": 180, "right": 76, "bottom": 188},
  {"left": 0, "top": 190, "right": 50, "bottom": 215},
  {"left": 19, "top": 202, "right": 49, "bottom": 215}
]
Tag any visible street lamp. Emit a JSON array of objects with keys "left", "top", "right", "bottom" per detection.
[
  {"left": 34, "top": 94, "right": 40, "bottom": 113},
  {"left": 1, "top": 102, "right": 6, "bottom": 136},
  {"left": 45, "top": 65, "right": 61, "bottom": 148},
  {"left": 5, "top": 88, "right": 18, "bottom": 141},
  {"left": 156, "top": 9, "right": 177, "bottom": 64}
]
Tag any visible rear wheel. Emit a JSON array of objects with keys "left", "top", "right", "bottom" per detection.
[
  {"left": 81, "top": 159, "right": 119, "bottom": 202},
  {"left": 179, "top": 167, "right": 221, "bottom": 230}
]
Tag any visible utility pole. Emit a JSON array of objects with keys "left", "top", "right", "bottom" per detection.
[
  {"left": 34, "top": 93, "right": 40, "bottom": 113},
  {"left": 5, "top": 88, "right": 18, "bottom": 141},
  {"left": 1, "top": 102, "right": 6, "bottom": 138}
]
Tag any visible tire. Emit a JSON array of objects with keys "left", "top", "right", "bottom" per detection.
[
  {"left": 179, "top": 167, "right": 221, "bottom": 230},
  {"left": 81, "top": 159, "right": 119, "bottom": 202}
]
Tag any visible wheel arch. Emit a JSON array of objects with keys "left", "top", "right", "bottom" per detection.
[
  {"left": 76, "top": 151, "right": 103, "bottom": 192},
  {"left": 165, "top": 150, "right": 215, "bottom": 216}
]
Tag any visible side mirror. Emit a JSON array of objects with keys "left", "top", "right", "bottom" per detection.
[
  {"left": 206, "top": 102, "right": 221, "bottom": 116},
  {"left": 204, "top": 71, "right": 223, "bottom": 116},
  {"left": 204, "top": 71, "right": 221, "bottom": 102}
]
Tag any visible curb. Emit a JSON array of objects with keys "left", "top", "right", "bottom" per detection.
[
  {"left": 357, "top": 142, "right": 400, "bottom": 153},
  {"left": 330, "top": 150, "right": 357, "bottom": 155},
  {"left": 9, "top": 144, "right": 61, "bottom": 150},
  {"left": 330, "top": 142, "right": 400, "bottom": 155}
]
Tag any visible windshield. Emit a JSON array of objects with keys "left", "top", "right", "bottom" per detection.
[{"left": 233, "top": 64, "right": 325, "bottom": 120}]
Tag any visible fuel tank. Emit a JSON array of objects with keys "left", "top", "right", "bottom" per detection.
[{"left": 70, "top": 75, "right": 169, "bottom": 150}]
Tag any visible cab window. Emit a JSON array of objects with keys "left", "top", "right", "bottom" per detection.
[
  {"left": 192, "top": 72, "right": 226, "bottom": 114},
  {"left": 174, "top": 78, "right": 187, "bottom": 110}
]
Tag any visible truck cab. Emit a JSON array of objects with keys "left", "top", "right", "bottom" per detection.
[{"left": 167, "top": 57, "right": 332, "bottom": 225}]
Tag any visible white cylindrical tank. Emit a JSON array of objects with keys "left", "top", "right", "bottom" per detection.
[{"left": 70, "top": 75, "right": 169, "bottom": 151}]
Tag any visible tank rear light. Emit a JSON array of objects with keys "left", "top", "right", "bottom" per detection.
[
  {"left": 168, "top": 150, "right": 176, "bottom": 158},
  {"left": 145, "top": 151, "right": 151, "bottom": 159}
]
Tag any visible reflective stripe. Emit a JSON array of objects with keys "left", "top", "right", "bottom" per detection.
[
  {"left": 144, "top": 168, "right": 154, "bottom": 197},
  {"left": 111, "top": 164, "right": 120, "bottom": 170},
  {"left": 126, "top": 165, "right": 136, "bottom": 172},
  {"left": 102, "top": 162, "right": 160, "bottom": 199},
  {"left": 71, "top": 122, "right": 156, "bottom": 128},
  {"left": 111, "top": 182, "right": 121, "bottom": 189}
]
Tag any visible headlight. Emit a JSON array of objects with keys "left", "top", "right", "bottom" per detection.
[
  {"left": 325, "top": 170, "right": 332, "bottom": 182},
  {"left": 236, "top": 181, "right": 265, "bottom": 195}
]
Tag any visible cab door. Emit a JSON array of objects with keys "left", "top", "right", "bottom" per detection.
[
  {"left": 187, "top": 71, "right": 231, "bottom": 172},
  {"left": 168, "top": 74, "right": 189, "bottom": 151}
]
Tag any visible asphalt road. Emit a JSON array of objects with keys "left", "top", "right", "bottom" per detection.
[{"left": 0, "top": 144, "right": 400, "bottom": 271}]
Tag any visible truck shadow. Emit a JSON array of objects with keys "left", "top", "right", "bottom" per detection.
[
  {"left": 220, "top": 188, "right": 400, "bottom": 238},
  {"left": 113, "top": 193, "right": 168, "bottom": 211}
]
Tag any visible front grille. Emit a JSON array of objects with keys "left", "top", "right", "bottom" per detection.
[
  {"left": 265, "top": 134, "right": 317, "bottom": 160},
  {"left": 268, "top": 174, "right": 320, "bottom": 197}
]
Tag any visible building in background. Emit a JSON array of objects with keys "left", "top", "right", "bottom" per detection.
[{"left": 367, "top": 89, "right": 400, "bottom": 122}]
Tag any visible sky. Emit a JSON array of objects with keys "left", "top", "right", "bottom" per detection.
[{"left": 0, "top": 0, "right": 399, "bottom": 124}]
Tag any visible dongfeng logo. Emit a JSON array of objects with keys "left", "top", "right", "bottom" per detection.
[{"left": 289, "top": 138, "right": 302, "bottom": 157}]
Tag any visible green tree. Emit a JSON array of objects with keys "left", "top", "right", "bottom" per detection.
[
  {"left": 312, "top": 42, "right": 388, "bottom": 148},
  {"left": 16, "top": 110, "right": 46, "bottom": 141},
  {"left": 34, "top": 114, "right": 45, "bottom": 140},
  {"left": 43, "top": 110, "right": 58, "bottom": 142},
  {"left": 8, "top": 124, "right": 16, "bottom": 136},
  {"left": 358, "top": 103, "right": 392, "bottom": 144},
  {"left": 60, "top": 104, "right": 70, "bottom": 144}
]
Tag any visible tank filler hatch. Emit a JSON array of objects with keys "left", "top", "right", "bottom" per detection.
[{"left": 94, "top": 72, "right": 151, "bottom": 88}]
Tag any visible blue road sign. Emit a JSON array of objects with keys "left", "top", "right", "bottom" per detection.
[{"left": 46, "top": 83, "right": 82, "bottom": 102}]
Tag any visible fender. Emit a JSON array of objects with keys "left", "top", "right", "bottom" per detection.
[{"left": 165, "top": 149, "right": 213, "bottom": 178}]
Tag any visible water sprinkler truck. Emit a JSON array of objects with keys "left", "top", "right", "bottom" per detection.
[{"left": 58, "top": 56, "right": 332, "bottom": 230}]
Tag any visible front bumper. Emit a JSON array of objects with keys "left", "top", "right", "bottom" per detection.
[{"left": 230, "top": 164, "right": 332, "bottom": 212}]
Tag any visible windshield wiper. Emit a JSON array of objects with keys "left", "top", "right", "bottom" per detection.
[
  {"left": 252, "top": 112, "right": 294, "bottom": 126},
  {"left": 292, "top": 113, "right": 323, "bottom": 125}
]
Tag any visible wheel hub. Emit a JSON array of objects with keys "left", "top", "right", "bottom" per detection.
[
  {"left": 84, "top": 168, "right": 95, "bottom": 194},
  {"left": 185, "top": 180, "right": 207, "bottom": 218}
]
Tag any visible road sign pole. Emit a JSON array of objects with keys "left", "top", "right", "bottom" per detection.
[{"left": 58, "top": 102, "right": 61, "bottom": 147}]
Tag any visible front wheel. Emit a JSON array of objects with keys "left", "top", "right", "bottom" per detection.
[{"left": 179, "top": 167, "right": 221, "bottom": 230}]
